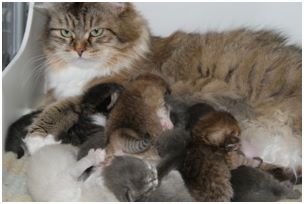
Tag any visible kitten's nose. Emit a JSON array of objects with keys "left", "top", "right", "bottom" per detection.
[{"left": 74, "top": 43, "right": 86, "bottom": 57}]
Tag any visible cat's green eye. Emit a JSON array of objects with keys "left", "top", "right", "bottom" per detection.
[
  {"left": 60, "top": 29, "right": 73, "bottom": 38},
  {"left": 90, "top": 28, "right": 104, "bottom": 37}
]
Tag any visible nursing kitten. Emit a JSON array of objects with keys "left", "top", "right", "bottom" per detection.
[
  {"left": 104, "top": 150, "right": 193, "bottom": 202},
  {"left": 231, "top": 166, "right": 301, "bottom": 201},
  {"left": 105, "top": 73, "right": 173, "bottom": 162},
  {"left": 27, "top": 142, "right": 191, "bottom": 202},
  {"left": 27, "top": 145, "right": 118, "bottom": 201},
  {"left": 179, "top": 103, "right": 241, "bottom": 201},
  {"left": 23, "top": 83, "right": 123, "bottom": 154}
]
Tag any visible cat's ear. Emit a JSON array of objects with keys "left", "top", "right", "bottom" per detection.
[
  {"left": 102, "top": 2, "right": 133, "bottom": 15},
  {"left": 34, "top": 3, "right": 55, "bottom": 15}
]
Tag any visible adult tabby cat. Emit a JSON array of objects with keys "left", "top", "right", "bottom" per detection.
[{"left": 27, "top": 3, "right": 301, "bottom": 175}]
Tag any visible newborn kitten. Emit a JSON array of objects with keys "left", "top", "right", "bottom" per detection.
[
  {"left": 27, "top": 144, "right": 118, "bottom": 201},
  {"left": 179, "top": 103, "right": 241, "bottom": 202},
  {"left": 105, "top": 73, "right": 173, "bottom": 163},
  {"left": 231, "top": 166, "right": 301, "bottom": 201},
  {"left": 104, "top": 155, "right": 193, "bottom": 202},
  {"left": 23, "top": 83, "right": 123, "bottom": 154}
]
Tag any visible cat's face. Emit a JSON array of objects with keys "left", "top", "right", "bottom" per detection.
[{"left": 42, "top": 3, "right": 149, "bottom": 69}]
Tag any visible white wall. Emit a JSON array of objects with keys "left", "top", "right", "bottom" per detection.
[{"left": 134, "top": 2, "right": 302, "bottom": 45}]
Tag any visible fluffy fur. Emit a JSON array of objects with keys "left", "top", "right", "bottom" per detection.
[
  {"left": 105, "top": 73, "right": 173, "bottom": 162},
  {"left": 23, "top": 83, "right": 123, "bottom": 154},
  {"left": 152, "top": 29, "right": 301, "bottom": 172},
  {"left": 27, "top": 144, "right": 118, "bottom": 201},
  {"left": 178, "top": 103, "right": 242, "bottom": 201},
  {"left": 5, "top": 110, "right": 42, "bottom": 158},
  {"left": 38, "top": 2, "right": 301, "bottom": 174},
  {"left": 27, "top": 143, "right": 191, "bottom": 202},
  {"left": 40, "top": 3, "right": 150, "bottom": 101},
  {"left": 231, "top": 166, "right": 301, "bottom": 201},
  {"left": 103, "top": 154, "right": 193, "bottom": 202}
]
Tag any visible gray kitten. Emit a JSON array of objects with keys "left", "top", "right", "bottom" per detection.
[
  {"left": 231, "top": 166, "right": 301, "bottom": 201},
  {"left": 103, "top": 155, "right": 193, "bottom": 202}
]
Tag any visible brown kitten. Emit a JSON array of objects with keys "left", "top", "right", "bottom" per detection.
[
  {"left": 105, "top": 73, "right": 173, "bottom": 163},
  {"left": 180, "top": 103, "right": 241, "bottom": 202}
]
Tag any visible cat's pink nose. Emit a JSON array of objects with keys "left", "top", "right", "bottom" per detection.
[{"left": 74, "top": 44, "right": 87, "bottom": 57}]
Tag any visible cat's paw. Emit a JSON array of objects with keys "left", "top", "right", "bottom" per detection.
[
  {"left": 23, "top": 134, "right": 60, "bottom": 155},
  {"left": 87, "top": 148, "right": 106, "bottom": 166}
]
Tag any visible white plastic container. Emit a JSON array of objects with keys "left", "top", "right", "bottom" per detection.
[
  {"left": 2, "top": 2, "right": 301, "bottom": 146},
  {"left": 2, "top": 3, "right": 46, "bottom": 145}
]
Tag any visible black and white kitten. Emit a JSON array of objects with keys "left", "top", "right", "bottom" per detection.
[{"left": 5, "top": 83, "right": 123, "bottom": 157}]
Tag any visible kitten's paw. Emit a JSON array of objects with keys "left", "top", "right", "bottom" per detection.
[
  {"left": 225, "top": 151, "right": 244, "bottom": 170},
  {"left": 23, "top": 134, "right": 60, "bottom": 155},
  {"left": 146, "top": 162, "right": 158, "bottom": 190},
  {"left": 87, "top": 148, "right": 106, "bottom": 165}
]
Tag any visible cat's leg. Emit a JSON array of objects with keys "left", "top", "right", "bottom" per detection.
[
  {"left": 239, "top": 108, "right": 302, "bottom": 181},
  {"left": 69, "top": 148, "right": 106, "bottom": 179},
  {"left": 24, "top": 96, "right": 82, "bottom": 154},
  {"left": 225, "top": 150, "right": 299, "bottom": 182}
]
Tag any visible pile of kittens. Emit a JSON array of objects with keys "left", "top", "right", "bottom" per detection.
[{"left": 6, "top": 73, "right": 301, "bottom": 202}]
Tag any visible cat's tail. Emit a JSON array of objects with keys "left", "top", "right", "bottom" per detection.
[{"left": 5, "top": 110, "right": 42, "bottom": 158}]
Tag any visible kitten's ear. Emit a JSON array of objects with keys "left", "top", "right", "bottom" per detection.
[
  {"left": 106, "top": 91, "right": 120, "bottom": 110},
  {"left": 102, "top": 2, "right": 133, "bottom": 15}
]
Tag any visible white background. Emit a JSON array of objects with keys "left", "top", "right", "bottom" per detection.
[{"left": 134, "top": 2, "right": 302, "bottom": 45}]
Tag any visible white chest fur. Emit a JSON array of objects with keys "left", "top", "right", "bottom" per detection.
[{"left": 47, "top": 64, "right": 110, "bottom": 100}]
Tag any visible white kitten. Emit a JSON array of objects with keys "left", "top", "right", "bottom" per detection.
[{"left": 26, "top": 144, "right": 118, "bottom": 202}]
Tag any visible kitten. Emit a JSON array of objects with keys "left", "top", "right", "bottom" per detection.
[
  {"left": 104, "top": 154, "right": 193, "bottom": 202},
  {"left": 23, "top": 83, "right": 123, "bottom": 154},
  {"left": 27, "top": 142, "right": 190, "bottom": 202},
  {"left": 178, "top": 103, "right": 241, "bottom": 201},
  {"left": 27, "top": 145, "right": 118, "bottom": 201},
  {"left": 105, "top": 73, "right": 173, "bottom": 162},
  {"left": 231, "top": 166, "right": 301, "bottom": 201}
]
